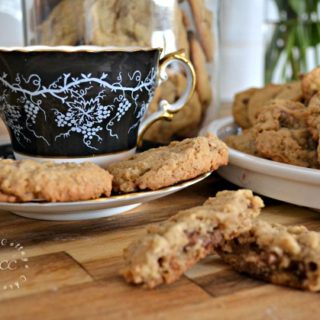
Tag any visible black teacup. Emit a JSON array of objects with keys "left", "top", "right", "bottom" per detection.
[{"left": 0, "top": 46, "right": 195, "bottom": 166}]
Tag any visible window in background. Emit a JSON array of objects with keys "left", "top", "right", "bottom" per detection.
[{"left": 264, "top": 0, "right": 320, "bottom": 84}]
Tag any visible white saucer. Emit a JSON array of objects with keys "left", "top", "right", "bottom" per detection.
[
  {"left": 0, "top": 172, "right": 211, "bottom": 221},
  {"left": 204, "top": 116, "right": 320, "bottom": 210}
]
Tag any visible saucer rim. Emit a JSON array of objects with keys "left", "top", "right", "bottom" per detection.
[{"left": 0, "top": 171, "right": 212, "bottom": 208}]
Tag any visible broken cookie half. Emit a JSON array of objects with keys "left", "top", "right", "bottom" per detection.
[
  {"left": 121, "top": 190, "right": 264, "bottom": 288},
  {"left": 216, "top": 220, "right": 320, "bottom": 292}
]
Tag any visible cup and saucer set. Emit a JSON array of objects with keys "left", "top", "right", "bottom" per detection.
[{"left": 0, "top": 45, "right": 211, "bottom": 220}]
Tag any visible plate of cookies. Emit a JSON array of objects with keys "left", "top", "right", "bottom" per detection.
[
  {"left": 0, "top": 135, "right": 228, "bottom": 221},
  {"left": 205, "top": 66, "right": 320, "bottom": 210}
]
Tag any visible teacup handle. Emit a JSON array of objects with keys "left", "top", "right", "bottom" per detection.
[{"left": 137, "top": 50, "right": 196, "bottom": 146}]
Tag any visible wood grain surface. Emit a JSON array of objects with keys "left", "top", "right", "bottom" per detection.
[{"left": 0, "top": 174, "right": 320, "bottom": 320}]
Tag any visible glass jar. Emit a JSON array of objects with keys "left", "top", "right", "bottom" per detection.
[
  {"left": 264, "top": 0, "right": 320, "bottom": 84},
  {"left": 22, "top": 0, "right": 219, "bottom": 143}
]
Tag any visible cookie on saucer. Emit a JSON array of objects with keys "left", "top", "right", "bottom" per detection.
[
  {"left": 108, "top": 135, "right": 228, "bottom": 193},
  {"left": 0, "top": 159, "right": 113, "bottom": 202}
]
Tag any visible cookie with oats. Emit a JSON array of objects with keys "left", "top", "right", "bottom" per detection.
[
  {"left": 188, "top": 0, "right": 214, "bottom": 61},
  {"left": 143, "top": 73, "right": 203, "bottom": 144},
  {"left": 247, "top": 84, "right": 283, "bottom": 125},
  {"left": 39, "top": 0, "right": 84, "bottom": 45},
  {"left": 0, "top": 159, "right": 112, "bottom": 202},
  {"left": 225, "top": 128, "right": 258, "bottom": 156},
  {"left": 255, "top": 128, "right": 318, "bottom": 168},
  {"left": 88, "top": 0, "right": 152, "bottom": 47},
  {"left": 301, "top": 66, "right": 320, "bottom": 100},
  {"left": 189, "top": 31, "right": 212, "bottom": 107},
  {"left": 275, "top": 81, "right": 303, "bottom": 101},
  {"left": 108, "top": 135, "right": 228, "bottom": 193},
  {"left": 232, "top": 88, "right": 259, "bottom": 129},
  {"left": 252, "top": 99, "right": 317, "bottom": 167},
  {"left": 217, "top": 220, "right": 320, "bottom": 292},
  {"left": 253, "top": 99, "right": 308, "bottom": 133},
  {"left": 306, "top": 93, "right": 320, "bottom": 141},
  {"left": 306, "top": 93, "right": 320, "bottom": 164},
  {"left": 122, "top": 190, "right": 264, "bottom": 288}
]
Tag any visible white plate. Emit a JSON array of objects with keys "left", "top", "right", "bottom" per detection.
[
  {"left": 0, "top": 172, "right": 211, "bottom": 221},
  {"left": 205, "top": 116, "right": 320, "bottom": 210}
]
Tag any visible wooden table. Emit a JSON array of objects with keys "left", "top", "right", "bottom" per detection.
[{"left": 0, "top": 173, "right": 320, "bottom": 320}]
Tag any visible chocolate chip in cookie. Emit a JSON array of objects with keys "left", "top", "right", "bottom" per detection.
[
  {"left": 122, "top": 189, "right": 264, "bottom": 288},
  {"left": 217, "top": 220, "right": 320, "bottom": 292}
]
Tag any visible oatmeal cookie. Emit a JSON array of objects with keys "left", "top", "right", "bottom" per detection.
[
  {"left": 181, "top": 7, "right": 192, "bottom": 29},
  {"left": 306, "top": 93, "right": 320, "bottom": 140},
  {"left": 306, "top": 94, "right": 320, "bottom": 164},
  {"left": 144, "top": 73, "right": 203, "bottom": 144},
  {"left": 301, "top": 66, "right": 320, "bottom": 100},
  {"left": 0, "top": 119, "right": 7, "bottom": 136},
  {"left": 88, "top": 0, "right": 151, "bottom": 47},
  {"left": 39, "top": 0, "right": 84, "bottom": 45},
  {"left": 275, "top": 81, "right": 303, "bottom": 101},
  {"left": 216, "top": 220, "right": 320, "bottom": 292},
  {"left": 225, "top": 129, "right": 257, "bottom": 156},
  {"left": 188, "top": 0, "right": 214, "bottom": 61},
  {"left": 255, "top": 128, "right": 318, "bottom": 168},
  {"left": 252, "top": 99, "right": 317, "bottom": 167},
  {"left": 176, "top": 7, "right": 190, "bottom": 59},
  {"left": 189, "top": 31, "right": 212, "bottom": 107},
  {"left": 254, "top": 99, "right": 308, "bottom": 133},
  {"left": 247, "top": 84, "right": 283, "bottom": 125},
  {"left": 122, "top": 190, "right": 264, "bottom": 288},
  {"left": 108, "top": 135, "right": 228, "bottom": 193},
  {"left": 0, "top": 159, "right": 112, "bottom": 202},
  {"left": 232, "top": 88, "right": 258, "bottom": 129},
  {"left": 168, "top": 89, "right": 203, "bottom": 139}
]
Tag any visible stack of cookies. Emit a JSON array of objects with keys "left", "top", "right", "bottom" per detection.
[
  {"left": 226, "top": 66, "right": 320, "bottom": 168},
  {"left": 34, "top": 0, "right": 215, "bottom": 143}
]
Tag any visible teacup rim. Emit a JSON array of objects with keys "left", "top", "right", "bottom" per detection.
[{"left": 0, "top": 45, "right": 163, "bottom": 53}]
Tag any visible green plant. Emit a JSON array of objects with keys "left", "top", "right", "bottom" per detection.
[{"left": 265, "top": 0, "right": 320, "bottom": 83}]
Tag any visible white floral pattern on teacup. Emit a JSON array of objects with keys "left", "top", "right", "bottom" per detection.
[{"left": 0, "top": 69, "right": 157, "bottom": 150}]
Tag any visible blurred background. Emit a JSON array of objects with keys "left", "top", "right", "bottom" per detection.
[
  {"left": 0, "top": 0, "right": 266, "bottom": 103},
  {"left": 0, "top": 0, "right": 319, "bottom": 140}
]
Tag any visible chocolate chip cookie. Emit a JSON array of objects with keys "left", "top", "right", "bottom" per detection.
[
  {"left": 307, "top": 93, "right": 320, "bottom": 141},
  {"left": 255, "top": 128, "right": 318, "bottom": 168},
  {"left": 232, "top": 88, "right": 258, "bottom": 129},
  {"left": 217, "top": 220, "right": 320, "bottom": 292},
  {"left": 302, "top": 66, "right": 320, "bottom": 100},
  {"left": 253, "top": 99, "right": 317, "bottom": 167},
  {"left": 247, "top": 84, "right": 283, "bottom": 125},
  {"left": 122, "top": 189, "right": 264, "bottom": 288},
  {"left": 224, "top": 128, "right": 258, "bottom": 156}
]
